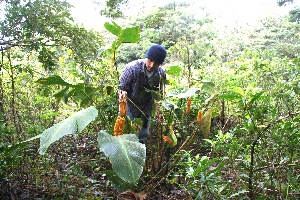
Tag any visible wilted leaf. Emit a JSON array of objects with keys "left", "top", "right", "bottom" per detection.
[
  {"left": 201, "top": 108, "right": 212, "bottom": 138},
  {"left": 119, "top": 189, "right": 147, "bottom": 200}
]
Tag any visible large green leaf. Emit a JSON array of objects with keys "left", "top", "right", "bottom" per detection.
[
  {"left": 232, "top": 87, "right": 245, "bottom": 97},
  {"left": 36, "top": 75, "right": 73, "bottom": 87},
  {"left": 39, "top": 106, "right": 98, "bottom": 155},
  {"left": 167, "top": 88, "right": 201, "bottom": 98},
  {"left": 104, "top": 21, "right": 122, "bottom": 36},
  {"left": 119, "top": 26, "right": 140, "bottom": 43},
  {"left": 218, "top": 93, "right": 242, "bottom": 100},
  {"left": 104, "top": 170, "right": 136, "bottom": 192},
  {"left": 97, "top": 130, "right": 146, "bottom": 185},
  {"left": 249, "top": 91, "right": 264, "bottom": 104},
  {"left": 165, "top": 65, "right": 182, "bottom": 77}
]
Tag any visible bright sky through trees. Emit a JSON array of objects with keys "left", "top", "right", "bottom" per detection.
[{"left": 69, "top": 0, "right": 300, "bottom": 29}]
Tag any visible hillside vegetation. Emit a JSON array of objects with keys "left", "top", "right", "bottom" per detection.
[{"left": 0, "top": 0, "right": 299, "bottom": 199}]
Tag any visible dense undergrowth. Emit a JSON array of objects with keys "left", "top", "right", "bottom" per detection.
[{"left": 1, "top": 1, "right": 300, "bottom": 199}]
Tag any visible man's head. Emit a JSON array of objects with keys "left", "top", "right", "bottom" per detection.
[
  {"left": 145, "top": 44, "right": 167, "bottom": 64},
  {"left": 145, "top": 44, "right": 167, "bottom": 72}
]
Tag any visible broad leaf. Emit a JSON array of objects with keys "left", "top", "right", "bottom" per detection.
[
  {"left": 218, "top": 93, "right": 242, "bottom": 100},
  {"left": 36, "top": 75, "right": 73, "bottom": 87},
  {"left": 97, "top": 130, "right": 146, "bottom": 184},
  {"left": 201, "top": 81, "right": 216, "bottom": 93},
  {"left": 167, "top": 88, "right": 201, "bottom": 98},
  {"left": 54, "top": 87, "right": 69, "bottom": 98},
  {"left": 205, "top": 93, "right": 218, "bottom": 105},
  {"left": 161, "top": 100, "right": 179, "bottom": 110},
  {"left": 39, "top": 106, "right": 98, "bottom": 155},
  {"left": 104, "top": 21, "right": 122, "bottom": 36},
  {"left": 165, "top": 65, "right": 182, "bottom": 77},
  {"left": 104, "top": 170, "right": 136, "bottom": 192},
  {"left": 232, "top": 87, "right": 245, "bottom": 97},
  {"left": 119, "top": 26, "right": 140, "bottom": 43},
  {"left": 249, "top": 91, "right": 264, "bottom": 104}
]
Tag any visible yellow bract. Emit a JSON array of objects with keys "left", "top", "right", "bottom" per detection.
[{"left": 201, "top": 109, "right": 212, "bottom": 138}]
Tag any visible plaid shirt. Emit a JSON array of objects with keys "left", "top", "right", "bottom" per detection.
[{"left": 118, "top": 59, "right": 166, "bottom": 118}]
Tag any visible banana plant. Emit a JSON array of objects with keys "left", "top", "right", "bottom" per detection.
[{"left": 104, "top": 21, "right": 140, "bottom": 75}]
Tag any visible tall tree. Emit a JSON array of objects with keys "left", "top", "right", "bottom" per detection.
[
  {"left": 0, "top": 0, "right": 103, "bottom": 66},
  {"left": 0, "top": 0, "right": 104, "bottom": 138},
  {"left": 277, "top": 0, "right": 294, "bottom": 6},
  {"left": 289, "top": 7, "right": 300, "bottom": 23}
]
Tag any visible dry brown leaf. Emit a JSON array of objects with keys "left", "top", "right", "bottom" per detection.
[{"left": 118, "top": 190, "right": 147, "bottom": 200}]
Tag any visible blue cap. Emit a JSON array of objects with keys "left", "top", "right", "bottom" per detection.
[{"left": 145, "top": 44, "right": 167, "bottom": 64}]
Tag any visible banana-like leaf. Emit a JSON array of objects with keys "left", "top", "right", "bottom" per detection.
[
  {"left": 104, "top": 21, "right": 122, "bottom": 36},
  {"left": 97, "top": 130, "right": 146, "bottom": 185},
  {"left": 39, "top": 106, "right": 98, "bottom": 155},
  {"left": 119, "top": 26, "right": 140, "bottom": 43}
]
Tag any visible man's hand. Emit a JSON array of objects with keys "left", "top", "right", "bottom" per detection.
[
  {"left": 118, "top": 90, "right": 127, "bottom": 100},
  {"left": 118, "top": 90, "right": 127, "bottom": 117}
]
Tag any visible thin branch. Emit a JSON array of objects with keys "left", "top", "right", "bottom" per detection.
[
  {"left": 254, "top": 161, "right": 298, "bottom": 172},
  {"left": 262, "top": 111, "right": 300, "bottom": 132}
]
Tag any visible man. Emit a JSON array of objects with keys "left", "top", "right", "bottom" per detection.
[{"left": 118, "top": 44, "right": 167, "bottom": 143}]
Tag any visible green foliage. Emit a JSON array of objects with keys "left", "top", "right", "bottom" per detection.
[
  {"left": 36, "top": 75, "right": 102, "bottom": 106},
  {"left": 165, "top": 65, "right": 182, "bottom": 77},
  {"left": 249, "top": 18, "right": 300, "bottom": 58},
  {"left": 0, "top": 142, "right": 27, "bottom": 178},
  {"left": 98, "top": 130, "right": 146, "bottom": 185},
  {"left": 277, "top": 0, "right": 294, "bottom": 6},
  {"left": 104, "top": 21, "right": 140, "bottom": 50},
  {"left": 100, "top": 0, "right": 128, "bottom": 19},
  {"left": 136, "top": 4, "right": 213, "bottom": 46},
  {"left": 289, "top": 7, "right": 300, "bottom": 23},
  {"left": 1, "top": 0, "right": 300, "bottom": 199},
  {"left": 1, "top": 0, "right": 103, "bottom": 69},
  {"left": 167, "top": 88, "right": 201, "bottom": 99},
  {"left": 104, "top": 21, "right": 140, "bottom": 75},
  {"left": 38, "top": 106, "right": 98, "bottom": 155},
  {"left": 176, "top": 152, "right": 234, "bottom": 199}
]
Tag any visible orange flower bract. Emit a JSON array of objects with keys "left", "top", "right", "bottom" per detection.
[
  {"left": 185, "top": 97, "right": 192, "bottom": 115},
  {"left": 119, "top": 95, "right": 127, "bottom": 117},
  {"left": 197, "top": 110, "right": 203, "bottom": 124},
  {"left": 163, "top": 135, "right": 174, "bottom": 146},
  {"left": 113, "top": 116, "right": 125, "bottom": 136}
]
